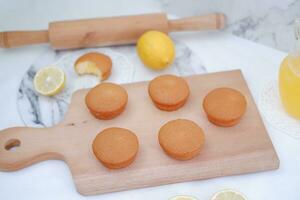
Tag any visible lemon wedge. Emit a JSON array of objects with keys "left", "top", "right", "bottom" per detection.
[
  {"left": 211, "top": 189, "right": 247, "bottom": 200},
  {"left": 34, "top": 66, "right": 65, "bottom": 96},
  {"left": 169, "top": 195, "right": 198, "bottom": 200}
]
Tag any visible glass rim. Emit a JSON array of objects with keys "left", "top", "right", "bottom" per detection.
[{"left": 295, "top": 18, "right": 300, "bottom": 40}]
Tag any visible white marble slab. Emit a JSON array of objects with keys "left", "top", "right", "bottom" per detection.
[{"left": 161, "top": 0, "right": 300, "bottom": 52}]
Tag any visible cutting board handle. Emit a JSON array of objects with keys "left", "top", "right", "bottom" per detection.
[
  {"left": 169, "top": 13, "right": 226, "bottom": 32},
  {"left": 0, "top": 127, "right": 63, "bottom": 171}
]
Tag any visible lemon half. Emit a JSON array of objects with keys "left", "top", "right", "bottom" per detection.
[
  {"left": 211, "top": 189, "right": 247, "bottom": 200},
  {"left": 34, "top": 66, "right": 65, "bottom": 96},
  {"left": 137, "top": 30, "right": 175, "bottom": 70}
]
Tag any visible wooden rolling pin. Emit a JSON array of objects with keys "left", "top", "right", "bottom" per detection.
[{"left": 0, "top": 13, "right": 226, "bottom": 50}]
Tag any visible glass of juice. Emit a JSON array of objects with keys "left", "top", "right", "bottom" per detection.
[{"left": 279, "top": 18, "right": 300, "bottom": 119}]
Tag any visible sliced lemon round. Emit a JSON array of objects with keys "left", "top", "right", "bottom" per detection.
[
  {"left": 34, "top": 66, "right": 65, "bottom": 96},
  {"left": 211, "top": 189, "right": 247, "bottom": 200},
  {"left": 169, "top": 195, "right": 198, "bottom": 200}
]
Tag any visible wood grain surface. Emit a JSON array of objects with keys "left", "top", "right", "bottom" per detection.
[
  {"left": 0, "top": 13, "right": 225, "bottom": 49},
  {"left": 0, "top": 70, "right": 279, "bottom": 195}
]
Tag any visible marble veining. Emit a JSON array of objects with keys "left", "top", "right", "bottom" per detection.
[
  {"left": 227, "top": 0, "right": 300, "bottom": 52},
  {"left": 17, "top": 41, "right": 206, "bottom": 127},
  {"left": 160, "top": 0, "right": 300, "bottom": 52}
]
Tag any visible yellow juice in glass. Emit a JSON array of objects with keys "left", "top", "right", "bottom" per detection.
[{"left": 279, "top": 53, "right": 300, "bottom": 119}]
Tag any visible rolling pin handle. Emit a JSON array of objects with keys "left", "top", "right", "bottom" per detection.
[
  {"left": 0, "top": 30, "right": 49, "bottom": 48},
  {"left": 168, "top": 13, "right": 226, "bottom": 32},
  {"left": 0, "top": 127, "right": 63, "bottom": 171}
]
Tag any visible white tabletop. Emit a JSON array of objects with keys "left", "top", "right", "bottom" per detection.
[{"left": 0, "top": 1, "right": 299, "bottom": 199}]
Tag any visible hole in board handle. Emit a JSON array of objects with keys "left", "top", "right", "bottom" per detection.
[{"left": 5, "top": 139, "right": 21, "bottom": 152}]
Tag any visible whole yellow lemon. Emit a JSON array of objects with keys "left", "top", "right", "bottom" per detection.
[{"left": 137, "top": 31, "right": 175, "bottom": 70}]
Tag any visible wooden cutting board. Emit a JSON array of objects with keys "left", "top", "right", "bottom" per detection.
[{"left": 0, "top": 70, "right": 279, "bottom": 195}]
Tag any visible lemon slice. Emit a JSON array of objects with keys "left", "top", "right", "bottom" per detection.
[
  {"left": 211, "top": 189, "right": 247, "bottom": 200},
  {"left": 169, "top": 195, "right": 198, "bottom": 200},
  {"left": 34, "top": 66, "right": 65, "bottom": 96}
]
